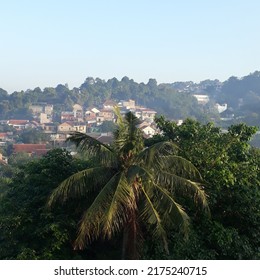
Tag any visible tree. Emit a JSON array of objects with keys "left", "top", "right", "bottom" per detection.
[
  {"left": 154, "top": 117, "right": 260, "bottom": 259},
  {"left": 0, "top": 149, "right": 89, "bottom": 260},
  {"left": 98, "top": 120, "right": 117, "bottom": 133},
  {"left": 18, "top": 128, "right": 50, "bottom": 144},
  {"left": 48, "top": 111, "right": 208, "bottom": 259}
]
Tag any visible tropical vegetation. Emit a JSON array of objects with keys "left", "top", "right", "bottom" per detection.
[
  {"left": 48, "top": 111, "right": 208, "bottom": 259},
  {"left": 0, "top": 113, "right": 259, "bottom": 260}
]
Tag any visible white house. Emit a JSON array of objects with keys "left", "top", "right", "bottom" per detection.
[
  {"left": 193, "top": 94, "right": 209, "bottom": 105},
  {"left": 141, "top": 125, "right": 156, "bottom": 137},
  {"left": 215, "top": 103, "right": 228, "bottom": 114}
]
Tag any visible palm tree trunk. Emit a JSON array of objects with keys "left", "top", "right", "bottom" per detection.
[{"left": 121, "top": 211, "right": 138, "bottom": 259}]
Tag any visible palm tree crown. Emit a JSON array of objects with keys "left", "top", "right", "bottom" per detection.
[{"left": 48, "top": 110, "right": 208, "bottom": 259}]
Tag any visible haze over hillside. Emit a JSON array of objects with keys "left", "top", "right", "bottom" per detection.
[{"left": 1, "top": 71, "right": 260, "bottom": 126}]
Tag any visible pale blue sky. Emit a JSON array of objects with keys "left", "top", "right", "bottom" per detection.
[{"left": 1, "top": 0, "right": 260, "bottom": 93}]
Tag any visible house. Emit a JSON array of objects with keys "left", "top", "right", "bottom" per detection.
[
  {"left": 85, "top": 107, "right": 100, "bottom": 118},
  {"left": 122, "top": 99, "right": 136, "bottom": 109},
  {"left": 44, "top": 104, "right": 54, "bottom": 116},
  {"left": 141, "top": 125, "right": 156, "bottom": 137},
  {"left": 61, "top": 112, "right": 75, "bottom": 121},
  {"left": 13, "top": 144, "right": 49, "bottom": 156},
  {"left": 140, "top": 109, "right": 157, "bottom": 121},
  {"left": 137, "top": 121, "right": 153, "bottom": 129},
  {"left": 40, "top": 113, "right": 52, "bottom": 124},
  {"left": 73, "top": 122, "right": 87, "bottom": 133},
  {"left": 0, "top": 153, "right": 8, "bottom": 165},
  {"left": 193, "top": 94, "right": 209, "bottom": 105},
  {"left": 72, "top": 104, "right": 83, "bottom": 119},
  {"left": 215, "top": 103, "right": 228, "bottom": 114},
  {"left": 0, "top": 132, "right": 14, "bottom": 145},
  {"left": 85, "top": 117, "right": 97, "bottom": 126},
  {"left": 103, "top": 100, "right": 117, "bottom": 110},
  {"left": 97, "top": 109, "right": 115, "bottom": 122},
  {"left": 8, "top": 120, "right": 30, "bottom": 130},
  {"left": 42, "top": 123, "right": 57, "bottom": 133},
  {"left": 0, "top": 132, "right": 9, "bottom": 141},
  {"left": 58, "top": 122, "right": 74, "bottom": 133},
  {"left": 58, "top": 122, "right": 87, "bottom": 133},
  {"left": 72, "top": 104, "right": 83, "bottom": 112}
]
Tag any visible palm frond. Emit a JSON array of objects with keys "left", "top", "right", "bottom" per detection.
[
  {"left": 114, "top": 106, "right": 124, "bottom": 127},
  {"left": 74, "top": 172, "right": 128, "bottom": 249},
  {"left": 113, "top": 111, "right": 143, "bottom": 155},
  {"left": 155, "top": 171, "right": 209, "bottom": 213},
  {"left": 157, "top": 155, "right": 203, "bottom": 181},
  {"left": 67, "top": 131, "right": 115, "bottom": 162},
  {"left": 139, "top": 184, "right": 169, "bottom": 254},
  {"left": 153, "top": 183, "right": 190, "bottom": 233},
  {"left": 126, "top": 164, "right": 153, "bottom": 185},
  {"left": 101, "top": 173, "right": 136, "bottom": 239},
  {"left": 137, "top": 141, "right": 180, "bottom": 170},
  {"left": 47, "top": 167, "right": 115, "bottom": 207}
]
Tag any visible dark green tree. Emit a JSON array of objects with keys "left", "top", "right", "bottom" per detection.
[
  {"left": 154, "top": 117, "right": 260, "bottom": 259},
  {"left": 0, "top": 149, "right": 89, "bottom": 260}
]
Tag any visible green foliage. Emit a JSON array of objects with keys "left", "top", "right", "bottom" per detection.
[
  {"left": 98, "top": 121, "right": 117, "bottom": 133},
  {"left": 18, "top": 128, "right": 50, "bottom": 144},
  {"left": 0, "top": 77, "right": 203, "bottom": 120},
  {"left": 48, "top": 112, "right": 207, "bottom": 259},
  {"left": 154, "top": 117, "right": 260, "bottom": 259},
  {"left": 0, "top": 149, "right": 90, "bottom": 260}
]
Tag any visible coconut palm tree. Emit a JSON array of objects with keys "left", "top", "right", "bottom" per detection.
[{"left": 48, "top": 111, "right": 208, "bottom": 259}]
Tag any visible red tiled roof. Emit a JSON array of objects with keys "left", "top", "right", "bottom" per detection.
[
  {"left": 8, "top": 120, "right": 29, "bottom": 125},
  {"left": 13, "top": 144, "right": 47, "bottom": 153},
  {"left": 0, "top": 132, "right": 8, "bottom": 138}
]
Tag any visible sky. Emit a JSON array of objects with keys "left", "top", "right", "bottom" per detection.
[{"left": 1, "top": 0, "right": 260, "bottom": 93}]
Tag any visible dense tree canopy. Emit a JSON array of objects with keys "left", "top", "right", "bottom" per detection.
[
  {"left": 152, "top": 117, "right": 260, "bottom": 259},
  {"left": 48, "top": 112, "right": 208, "bottom": 259},
  {"left": 0, "top": 113, "right": 259, "bottom": 260}
]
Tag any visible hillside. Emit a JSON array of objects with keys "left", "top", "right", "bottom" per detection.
[{"left": 1, "top": 71, "right": 260, "bottom": 126}]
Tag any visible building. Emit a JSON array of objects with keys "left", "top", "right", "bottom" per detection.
[
  {"left": 193, "top": 94, "right": 210, "bottom": 105},
  {"left": 141, "top": 125, "right": 156, "bottom": 137},
  {"left": 97, "top": 110, "right": 115, "bottom": 122},
  {"left": 42, "top": 123, "right": 57, "bottom": 133},
  {"left": 29, "top": 103, "right": 53, "bottom": 116},
  {"left": 85, "top": 107, "right": 100, "bottom": 118},
  {"left": 13, "top": 144, "right": 49, "bottom": 156},
  {"left": 72, "top": 104, "right": 83, "bottom": 112},
  {"left": 61, "top": 112, "right": 75, "bottom": 122},
  {"left": 140, "top": 109, "right": 157, "bottom": 121},
  {"left": 0, "top": 153, "right": 8, "bottom": 164},
  {"left": 215, "top": 103, "right": 228, "bottom": 114},
  {"left": 103, "top": 100, "right": 117, "bottom": 110},
  {"left": 8, "top": 120, "right": 30, "bottom": 130},
  {"left": 72, "top": 104, "right": 83, "bottom": 119},
  {"left": 40, "top": 113, "right": 52, "bottom": 124},
  {"left": 122, "top": 99, "right": 136, "bottom": 109},
  {"left": 58, "top": 122, "right": 87, "bottom": 133}
]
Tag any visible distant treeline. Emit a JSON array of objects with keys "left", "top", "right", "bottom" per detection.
[{"left": 1, "top": 71, "right": 260, "bottom": 124}]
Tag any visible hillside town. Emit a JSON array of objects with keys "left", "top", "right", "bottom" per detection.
[
  {"left": 0, "top": 92, "right": 233, "bottom": 164},
  {"left": 0, "top": 99, "right": 160, "bottom": 162}
]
